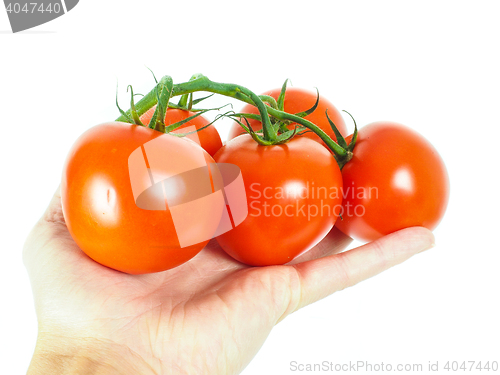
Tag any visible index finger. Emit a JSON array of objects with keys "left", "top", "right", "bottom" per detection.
[{"left": 289, "top": 226, "right": 435, "bottom": 312}]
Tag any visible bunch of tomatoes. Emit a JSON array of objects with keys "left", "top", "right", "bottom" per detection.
[{"left": 61, "top": 75, "right": 449, "bottom": 274}]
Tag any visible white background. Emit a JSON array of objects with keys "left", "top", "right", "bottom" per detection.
[{"left": 1, "top": 1, "right": 499, "bottom": 374}]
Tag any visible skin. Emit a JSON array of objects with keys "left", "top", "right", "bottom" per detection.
[{"left": 24, "top": 187, "right": 435, "bottom": 374}]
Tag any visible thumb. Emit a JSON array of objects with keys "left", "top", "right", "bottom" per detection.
[{"left": 22, "top": 185, "right": 73, "bottom": 272}]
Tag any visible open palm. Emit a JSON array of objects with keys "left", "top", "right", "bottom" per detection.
[{"left": 24, "top": 188, "right": 434, "bottom": 374}]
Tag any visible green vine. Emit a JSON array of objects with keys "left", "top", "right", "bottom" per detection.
[{"left": 115, "top": 74, "right": 356, "bottom": 168}]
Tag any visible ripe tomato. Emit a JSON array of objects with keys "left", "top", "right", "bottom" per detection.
[
  {"left": 61, "top": 122, "right": 223, "bottom": 274},
  {"left": 213, "top": 134, "right": 343, "bottom": 266},
  {"left": 226, "top": 87, "right": 348, "bottom": 146},
  {"left": 140, "top": 106, "right": 222, "bottom": 156},
  {"left": 335, "top": 122, "right": 449, "bottom": 242}
]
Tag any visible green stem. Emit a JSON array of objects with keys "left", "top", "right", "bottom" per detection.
[
  {"left": 116, "top": 75, "right": 276, "bottom": 142},
  {"left": 259, "top": 95, "right": 278, "bottom": 109},
  {"left": 114, "top": 74, "right": 355, "bottom": 167},
  {"left": 173, "top": 76, "right": 277, "bottom": 142},
  {"left": 177, "top": 73, "right": 201, "bottom": 108},
  {"left": 115, "top": 74, "right": 352, "bottom": 166}
]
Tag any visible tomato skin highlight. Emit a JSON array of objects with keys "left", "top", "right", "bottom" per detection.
[
  {"left": 140, "top": 107, "right": 222, "bottom": 156},
  {"left": 213, "top": 134, "right": 343, "bottom": 266},
  {"left": 335, "top": 122, "right": 450, "bottom": 242},
  {"left": 61, "top": 122, "right": 221, "bottom": 274},
  {"left": 226, "top": 87, "right": 348, "bottom": 146}
]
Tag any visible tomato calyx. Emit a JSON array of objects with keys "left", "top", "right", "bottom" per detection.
[
  {"left": 116, "top": 75, "right": 173, "bottom": 132},
  {"left": 326, "top": 109, "right": 358, "bottom": 168},
  {"left": 224, "top": 79, "right": 357, "bottom": 168},
  {"left": 227, "top": 79, "right": 322, "bottom": 143}
]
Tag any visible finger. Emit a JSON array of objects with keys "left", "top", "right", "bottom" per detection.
[
  {"left": 290, "top": 226, "right": 435, "bottom": 311},
  {"left": 23, "top": 185, "right": 66, "bottom": 256},
  {"left": 287, "top": 226, "right": 353, "bottom": 265}
]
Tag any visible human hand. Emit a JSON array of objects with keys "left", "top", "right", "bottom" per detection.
[{"left": 23, "top": 187, "right": 434, "bottom": 375}]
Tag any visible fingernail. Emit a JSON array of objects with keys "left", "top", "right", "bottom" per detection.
[{"left": 420, "top": 243, "right": 436, "bottom": 253}]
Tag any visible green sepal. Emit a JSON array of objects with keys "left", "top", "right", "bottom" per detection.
[
  {"left": 326, "top": 109, "right": 348, "bottom": 149},
  {"left": 186, "top": 93, "right": 194, "bottom": 110},
  {"left": 164, "top": 109, "right": 212, "bottom": 133},
  {"left": 278, "top": 121, "right": 289, "bottom": 133},
  {"left": 249, "top": 132, "right": 273, "bottom": 146},
  {"left": 343, "top": 110, "right": 358, "bottom": 152},
  {"left": 127, "top": 85, "right": 144, "bottom": 126},
  {"left": 115, "top": 83, "right": 134, "bottom": 124},
  {"left": 170, "top": 110, "right": 229, "bottom": 138},
  {"left": 167, "top": 102, "right": 209, "bottom": 112},
  {"left": 277, "top": 79, "right": 289, "bottom": 111},
  {"left": 296, "top": 128, "right": 313, "bottom": 136},
  {"left": 147, "top": 87, "right": 161, "bottom": 130},
  {"left": 231, "top": 112, "right": 262, "bottom": 122},
  {"left": 271, "top": 120, "right": 281, "bottom": 134},
  {"left": 229, "top": 114, "right": 271, "bottom": 145},
  {"left": 275, "top": 127, "right": 298, "bottom": 144},
  {"left": 165, "top": 104, "right": 232, "bottom": 134},
  {"left": 146, "top": 66, "right": 158, "bottom": 84},
  {"left": 231, "top": 114, "right": 253, "bottom": 134},
  {"left": 192, "top": 93, "right": 215, "bottom": 106},
  {"left": 295, "top": 88, "right": 319, "bottom": 118}
]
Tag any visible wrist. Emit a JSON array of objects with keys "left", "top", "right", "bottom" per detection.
[{"left": 27, "top": 332, "right": 156, "bottom": 375}]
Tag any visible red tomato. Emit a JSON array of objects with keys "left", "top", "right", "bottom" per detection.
[
  {"left": 226, "top": 87, "right": 348, "bottom": 146},
  {"left": 335, "top": 122, "right": 449, "bottom": 242},
  {"left": 61, "top": 122, "right": 222, "bottom": 274},
  {"left": 140, "top": 106, "right": 222, "bottom": 156},
  {"left": 214, "top": 134, "right": 343, "bottom": 266}
]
